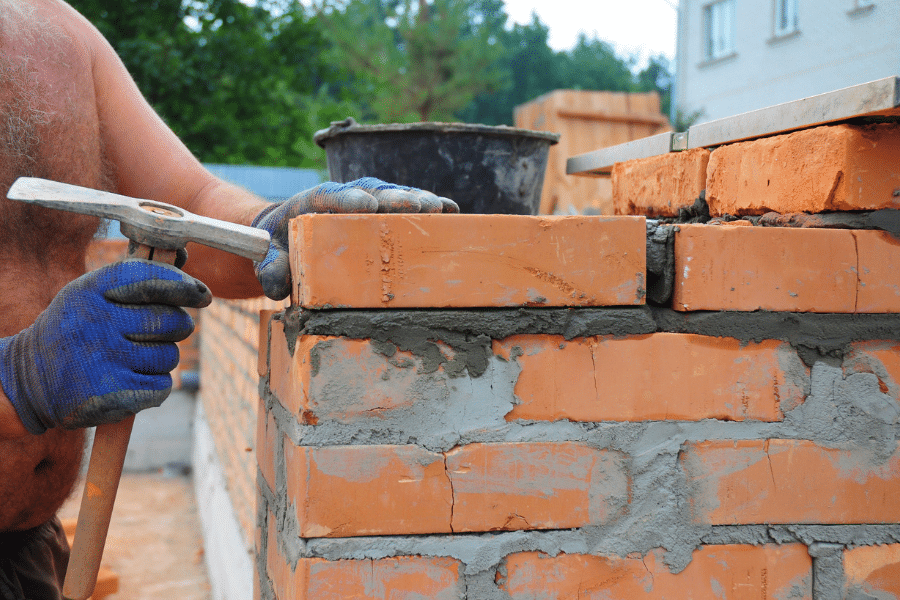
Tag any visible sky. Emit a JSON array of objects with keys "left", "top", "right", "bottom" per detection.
[{"left": 501, "top": 0, "right": 678, "bottom": 68}]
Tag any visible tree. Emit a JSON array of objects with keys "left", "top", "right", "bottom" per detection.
[
  {"left": 459, "top": 16, "right": 648, "bottom": 126},
  {"left": 314, "top": 0, "right": 506, "bottom": 122},
  {"left": 68, "top": 0, "right": 357, "bottom": 167},
  {"left": 635, "top": 54, "right": 673, "bottom": 121}
]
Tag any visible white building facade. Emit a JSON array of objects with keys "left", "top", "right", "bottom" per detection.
[{"left": 674, "top": 0, "right": 900, "bottom": 124}]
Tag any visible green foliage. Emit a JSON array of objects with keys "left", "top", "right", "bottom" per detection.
[
  {"left": 314, "top": 0, "right": 506, "bottom": 122},
  {"left": 67, "top": 0, "right": 677, "bottom": 162},
  {"left": 460, "top": 12, "right": 674, "bottom": 126},
  {"left": 68, "top": 0, "right": 356, "bottom": 167}
]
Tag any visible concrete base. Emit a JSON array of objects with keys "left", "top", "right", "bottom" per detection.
[{"left": 192, "top": 401, "right": 254, "bottom": 600}]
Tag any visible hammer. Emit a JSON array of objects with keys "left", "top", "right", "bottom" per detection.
[{"left": 6, "top": 177, "right": 271, "bottom": 600}]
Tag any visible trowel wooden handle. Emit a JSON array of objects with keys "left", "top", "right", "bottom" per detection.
[{"left": 63, "top": 244, "right": 179, "bottom": 600}]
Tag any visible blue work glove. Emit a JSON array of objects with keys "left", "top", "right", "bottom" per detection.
[
  {"left": 251, "top": 177, "right": 460, "bottom": 300},
  {"left": 0, "top": 260, "right": 212, "bottom": 434}
]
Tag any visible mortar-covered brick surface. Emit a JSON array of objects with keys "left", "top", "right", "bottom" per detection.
[
  {"left": 269, "top": 327, "right": 807, "bottom": 425},
  {"left": 612, "top": 147, "right": 709, "bottom": 217},
  {"left": 199, "top": 296, "right": 286, "bottom": 548},
  {"left": 844, "top": 544, "right": 900, "bottom": 598},
  {"left": 250, "top": 203, "right": 900, "bottom": 598},
  {"left": 282, "top": 440, "right": 628, "bottom": 537},
  {"left": 683, "top": 440, "right": 900, "bottom": 525},
  {"left": 500, "top": 545, "right": 812, "bottom": 598},
  {"left": 673, "top": 225, "right": 900, "bottom": 312},
  {"left": 288, "top": 214, "right": 646, "bottom": 308},
  {"left": 706, "top": 123, "right": 900, "bottom": 216},
  {"left": 496, "top": 333, "right": 804, "bottom": 422}
]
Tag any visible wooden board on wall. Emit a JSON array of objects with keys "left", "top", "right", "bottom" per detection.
[{"left": 515, "top": 90, "right": 671, "bottom": 215}]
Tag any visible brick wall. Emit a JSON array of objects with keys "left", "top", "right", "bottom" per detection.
[
  {"left": 199, "top": 296, "right": 286, "bottom": 547},
  {"left": 251, "top": 121, "right": 900, "bottom": 599}
]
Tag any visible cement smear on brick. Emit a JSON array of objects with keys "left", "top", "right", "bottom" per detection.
[
  {"left": 258, "top": 308, "right": 900, "bottom": 595},
  {"left": 652, "top": 308, "right": 900, "bottom": 366}
]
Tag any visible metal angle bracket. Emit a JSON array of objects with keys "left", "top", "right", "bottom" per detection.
[{"left": 566, "top": 76, "right": 900, "bottom": 176}]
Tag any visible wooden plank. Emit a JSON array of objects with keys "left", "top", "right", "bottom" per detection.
[{"left": 515, "top": 90, "right": 671, "bottom": 215}]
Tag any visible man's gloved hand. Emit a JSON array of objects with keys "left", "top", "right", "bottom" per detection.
[
  {"left": 251, "top": 177, "right": 460, "bottom": 300},
  {"left": 0, "top": 260, "right": 212, "bottom": 434}
]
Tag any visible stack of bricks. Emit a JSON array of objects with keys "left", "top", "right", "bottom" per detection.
[{"left": 254, "top": 122, "right": 900, "bottom": 599}]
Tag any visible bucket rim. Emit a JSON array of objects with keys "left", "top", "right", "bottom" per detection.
[{"left": 314, "top": 117, "right": 561, "bottom": 148}]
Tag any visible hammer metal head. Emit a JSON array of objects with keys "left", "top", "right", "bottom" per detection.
[{"left": 7, "top": 177, "right": 271, "bottom": 262}]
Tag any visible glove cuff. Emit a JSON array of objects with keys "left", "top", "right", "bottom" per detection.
[
  {"left": 0, "top": 333, "right": 49, "bottom": 435},
  {"left": 251, "top": 202, "right": 282, "bottom": 230}
]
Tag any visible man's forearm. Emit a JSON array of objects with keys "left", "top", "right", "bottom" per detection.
[{"left": 178, "top": 179, "right": 271, "bottom": 299}]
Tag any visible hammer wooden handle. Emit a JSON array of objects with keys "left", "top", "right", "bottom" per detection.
[{"left": 63, "top": 245, "right": 179, "bottom": 600}]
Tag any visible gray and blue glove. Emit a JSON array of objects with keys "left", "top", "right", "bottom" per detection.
[
  {"left": 0, "top": 260, "right": 212, "bottom": 434},
  {"left": 251, "top": 177, "right": 459, "bottom": 300}
]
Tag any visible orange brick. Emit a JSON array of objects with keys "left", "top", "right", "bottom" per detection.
[
  {"left": 612, "top": 148, "right": 710, "bottom": 217},
  {"left": 303, "top": 557, "right": 463, "bottom": 600},
  {"left": 707, "top": 123, "right": 900, "bottom": 216},
  {"left": 501, "top": 545, "right": 811, "bottom": 598},
  {"left": 682, "top": 440, "right": 900, "bottom": 525},
  {"left": 268, "top": 556, "right": 463, "bottom": 600},
  {"left": 856, "top": 230, "right": 900, "bottom": 312},
  {"left": 446, "top": 443, "right": 629, "bottom": 532},
  {"left": 258, "top": 309, "right": 278, "bottom": 378},
  {"left": 256, "top": 397, "right": 277, "bottom": 492},
  {"left": 288, "top": 214, "right": 646, "bottom": 308},
  {"left": 496, "top": 333, "right": 803, "bottom": 422},
  {"left": 268, "top": 321, "right": 311, "bottom": 422},
  {"left": 844, "top": 544, "right": 900, "bottom": 598},
  {"left": 674, "top": 225, "right": 858, "bottom": 312},
  {"left": 283, "top": 442, "right": 452, "bottom": 537}
]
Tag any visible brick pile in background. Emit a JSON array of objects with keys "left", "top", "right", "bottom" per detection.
[
  {"left": 199, "top": 295, "right": 286, "bottom": 545},
  {"left": 251, "top": 193, "right": 900, "bottom": 598}
]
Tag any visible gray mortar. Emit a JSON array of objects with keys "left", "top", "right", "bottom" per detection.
[
  {"left": 298, "top": 306, "right": 657, "bottom": 342},
  {"left": 809, "top": 543, "right": 845, "bottom": 600},
  {"left": 646, "top": 221, "right": 675, "bottom": 306},
  {"left": 755, "top": 209, "right": 900, "bottom": 241},
  {"left": 260, "top": 307, "right": 900, "bottom": 595},
  {"left": 651, "top": 308, "right": 900, "bottom": 366}
]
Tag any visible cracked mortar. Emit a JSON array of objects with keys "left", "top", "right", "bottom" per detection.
[{"left": 259, "top": 306, "right": 900, "bottom": 596}]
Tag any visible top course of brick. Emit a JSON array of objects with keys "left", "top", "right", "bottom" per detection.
[
  {"left": 613, "top": 122, "right": 900, "bottom": 218},
  {"left": 287, "top": 214, "right": 646, "bottom": 309}
]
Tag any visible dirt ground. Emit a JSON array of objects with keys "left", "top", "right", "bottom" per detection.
[{"left": 58, "top": 472, "right": 212, "bottom": 600}]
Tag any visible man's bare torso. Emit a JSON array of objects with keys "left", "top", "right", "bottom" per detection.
[{"left": 0, "top": 0, "right": 108, "bottom": 530}]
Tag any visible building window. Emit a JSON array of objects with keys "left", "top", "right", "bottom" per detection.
[
  {"left": 774, "top": 0, "right": 799, "bottom": 36},
  {"left": 704, "top": 0, "right": 736, "bottom": 60}
]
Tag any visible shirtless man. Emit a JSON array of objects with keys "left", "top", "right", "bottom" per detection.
[{"left": 0, "top": 2, "right": 456, "bottom": 597}]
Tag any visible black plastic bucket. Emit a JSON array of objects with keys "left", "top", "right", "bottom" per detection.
[{"left": 314, "top": 119, "right": 560, "bottom": 215}]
